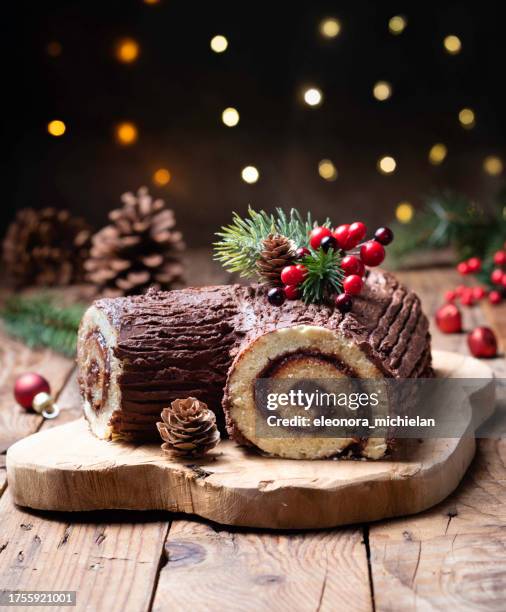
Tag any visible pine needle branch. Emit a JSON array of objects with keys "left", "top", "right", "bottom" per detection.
[
  {"left": 0, "top": 294, "right": 86, "bottom": 357},
  {"left": 301, "top": 248, "right": 344, "bottom": 304}
]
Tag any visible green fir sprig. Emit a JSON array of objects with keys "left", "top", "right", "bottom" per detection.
[
  {"left": 214, "top": 206, "right": 328, "bottom": 277},
  {"left": 301, "top": 248, "right": 344, "bottom": 304},
  {"left": 0, "top": 295, "right": 86, "bottom": 357}
]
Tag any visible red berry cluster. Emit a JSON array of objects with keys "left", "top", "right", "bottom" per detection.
[
  {"left": 452, "top": 248, "right": 506, "bottom": 307},
  {"left": 444, "top": 284, "right": 491, "bottom": 308},
  {"left": 267, "top": 221, "right": 394, "bottom": 309}
]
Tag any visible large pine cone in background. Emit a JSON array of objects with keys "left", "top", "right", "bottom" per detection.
[
  {"left": 84, "top": 186, "right": 185, "bottom": 296},
  {"left": 2, "top": 208, "right": 92, "bottom": 287}
]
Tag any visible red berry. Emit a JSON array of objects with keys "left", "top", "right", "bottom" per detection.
[
  {"left": 284, "top": 284, "right": 300, "bottom": 300},
  {"left": 460, "top": 290, "right": 475, "bottom": 306},
  {"left": 489, "top": 290, "right": 502, "bottom": 305},
  {"left": 332, "top": 224, "right": 350, "bottom": 249},
  {"left": 347, "top": 222, "right": 367, "bottom": 248},
  {"left": 309, "top": 226, "right": 332, "bottom": 250},
  {"left": 457, "top": 262, "right": 470, "bottom": 275},
  {"left": 444, "top": 290, "right": 456, "bottom": 303},
  {"left": 467, "top": 257, "right": 481, "bottom": 273},
  {"left": 295, "top": 247, "right": 310, "bottom": 259},
  {"left": 343, "top": 274, "right": 363, "bottom": 295},
  {"left": 467, "top": 326, "right": 498, "bottom": 358},
  {"left": 374, "top": 226, "right": 394, "bottom": 245},
  {"left": 501, "top": 274, "right": 506, "bottom": 288},
  {"left": 341, "top": 255, "right": 365, "bottom": 277},
  {"left": 281, "top": 264, "right": 306, "bottom": 286},
  {"left": 493, "top": 251, "right": 506, "bottom": 266},
  {"left": 267, "top": 287, "right": 286, "bottom": 306},
  {"left": 455, "top": 285, "right": 467, "bottom": 296},
  {"left": 14, "top": 373, "right": 50, "bottom": 410},
  {"left": 491, "top": 269, "right": 503, "bottom": 284},
  {"left": 360, "top": 241, "right": 385, "bottom": 267},
  {"left": 472, "top": 286, "right": 487, "bottom": 300},
  {"left": 435, "top": 304, "right": 462, "bottom": 334},
  {"left": 335, "top": 293, "right": 353, "bottom": 313}
]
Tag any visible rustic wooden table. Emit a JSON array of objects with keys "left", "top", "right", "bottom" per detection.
[{"left": 1, "top": 259, "right": 505, "bottom": 611}]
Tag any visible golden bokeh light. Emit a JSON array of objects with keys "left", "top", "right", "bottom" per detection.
[
  {"left": 483, "top": 156, "right": 503, "bottom": 176},
  {"left": 210, "top": 35, "right": 228, "bottom": 53},
  {"left": 222, "top": 107, "right": 240, "bottom": 127},
  {"left": 458, "top": 107, "right": 475, "bottom": 129},
  {"left": 47, "top": 120, "right": 66, "bottom": 137},
  {"left": 115, "top": 38, "right": 140, "bottom": 63},
  {"left": 153, "top": 168, "right": 171, "bottom": 186},
  {"left": 115, "top": 122, "right": 138, "bottom": 145},
  {"left": 46, "top": 41, "right": 62, "bottom": 57},
  {"left": 143, "top": 0, "right": 160, "bottom": 4},
  {"left": 320, "top": 18, "right": 341, "bottom": 38},
  {"left": 396, "top": 202, "right": 414, "bottom": 224},
  {"left": 428, "top": 143, "right": 448, "bottom": 165},
  {"left": 318, "top": 159, "right": 338, "bottom": 181},
  {"left": 444, "top": 35, "right": 462, "bottom": 55},
  {"left": 373, "top": 81, "right": 392, "bottom": 101},
  {"left": 303, "top": 87, "right": 323, "bottom": 107},
  {"left": 377, "top": 156, "right": 397, "bottom": 174},
  {"left": 241, "top": 166, "right": 259, "bottom": 184},
  {"left": 388, "top": 15, "right": 407, "bottom": 35}
]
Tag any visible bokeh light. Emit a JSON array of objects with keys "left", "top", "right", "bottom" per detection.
[
  {"left": 143, "top": 0, "right": 160, "bottom": 4},
  {"left": 458, "top": 107, "right": 475, "bottom": 129},
  {"left": 47, "top": 120, "right": 66, "bottom": 137},
  {"left": 222, "top": 107, "right": 240, "bottom": 127},
  {"left": 428, "top": 143, "right": 448, "bottom": 165},
  {"left": 377, "top": 156, "right": 396, "bottom": 174},
  {"left": 373, "top": 81, "right": 392, "bottom": 101},
  {"left": 241, "top": 166, "right": 259, "bottom": 184},
  {"left": 483, "top": 156, "right": 503, "bottom": 176},
  {"left": 396, "top": 202, "right": 414, "bottom": 223},
  {"left": 210, "top": 35, "right": 228, "bottom": 53},
  {"left": 303, "top": 87, "right": 323, "bottom": 107},
  {"left": 388, "top": 15, "right": 407, "bottom": 35},
  {"left": 153, "top": 168, "right": 171, "bottom": 186},
  {"left": 115, "top": 38, "right": 140, "bottom": 63},
  {"left": 320, "top": 18, "right": 341, "bottom": 38},
  {"left": 444, "top": 35, "right": 462, "bottom": 55},
  {"left": 115, "top": 122, "right": 138, "bottom": 145},
  {"left": 318, "top": 159, "right": 338, "bottom": 181},
  {"left": 46, "top": 41, "right": 62, "bottom": 57}
]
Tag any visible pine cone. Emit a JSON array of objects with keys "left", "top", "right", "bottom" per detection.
[
  {"left": 2, "top": 208, "right": 92, "bottom": 287},
  {"left": 157, "top": 397, "right": 220, "bottom": 458},
  {"left": 85, "top": 186, "right": 184, "bottom": 296},
  {"left": 256, "top": 234, "right": 296, "bottom": 286}
]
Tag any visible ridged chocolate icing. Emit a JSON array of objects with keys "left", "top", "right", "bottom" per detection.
[{"left": 80, "top": 269, "right": 432, "bottom": 439}]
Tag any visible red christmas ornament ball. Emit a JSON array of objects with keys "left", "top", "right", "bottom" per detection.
[
  {"left": 467, "top": 326, "right": 498, "bottom": 358},
  {"left": 309, "top": 226, "right": 332, "bottom": 250},
  {"left": 343, "top": 274, "right": 363, "bottom": 295},
  {"left": 14, "top": 373, "right": 50, "bottom": 410},
  {"left": 360, "top": 240, "right": 385, "bottom": 266},
  {"left": 341, "top": 255, "right": 365, "bottom": 277},
  {"left": 489, "top": 290, "right": 502, "bottom": 305},
  {"left": 435, "top": 304, "right": 462, "bottom": 334}
]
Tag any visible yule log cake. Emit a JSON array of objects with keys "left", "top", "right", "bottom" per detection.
[{"left": 77, "top": 268, "right": 432, "bottom": 460}]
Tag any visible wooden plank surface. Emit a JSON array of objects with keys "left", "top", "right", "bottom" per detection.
[{"left": 153, "top": 519, "right": 372, "bottom": 612}]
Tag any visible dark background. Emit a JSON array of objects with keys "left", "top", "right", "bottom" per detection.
[{"left": 4, "top": 0, "right": 506, "bottom": 246}]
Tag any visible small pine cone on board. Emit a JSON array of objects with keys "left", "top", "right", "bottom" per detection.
[
  {"left": 157, "top": 397, "right": 220, "bottom": 458},
  {"left": 256, "top": 233, "right": 296, "bottom": 286}
]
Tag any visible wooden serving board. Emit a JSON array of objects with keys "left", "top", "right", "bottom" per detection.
[{"left": 6, "top": 351, "right": 495, "bottom": 529}]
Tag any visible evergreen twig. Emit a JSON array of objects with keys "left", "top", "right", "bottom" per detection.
[{"left": 301, "top": 248, "right": 344, "bottom": 304}]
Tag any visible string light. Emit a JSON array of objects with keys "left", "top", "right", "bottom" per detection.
[
  {"left": 210, "top": 35, "right": 228, "bottom": 53},
  {"left": 318, "top": 160, "right": 338, "bottom": 181},
  {"left": 222, "top": 107, "right": 240, "bottom": 127},
  {"left": 115, "top": 122, "right": 138, "bottom": 145},
  {"left": 115, "top": 38, "right": 140, "bottom": 64},
  {"left": 320, "top": 18, "right": 341, "bottom": 38},
  {"left": 388, "top": 15, "right": 407, "bottom": 35},
  {"left": 444, "top": 35, "right": 462, "bottom": 55},
  {"left": 47, "top": 120, "right": 66, "bottom": 137},
  {"left": 377, "top": 156, "right": 396, "bottom": 174},
  {"left": 428, "top": 143, "right": 447, "bottom": 165},
  {"left": 153, "top": 168, "right": 171, "bottom": 186},
  {"left": 373, "top": 81, "right": 392, "bottom": 101},
  {"left": 303, "top": 87, "right": 323, "bottom": 107},
  {"left": 46, "top": 41, "right": 62, "bottom": 57},
  {"left": 458, "top": 108, "right": 475, "bottom": 129},
  {"left": 396, "top": 202, "right": 414, "bottom": 223},
  {"left": 483, "top": 156, "right": 503, "bottom": 176},
  {"left": 241, "top": 166, "right": 259, "bottom": 184}
]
